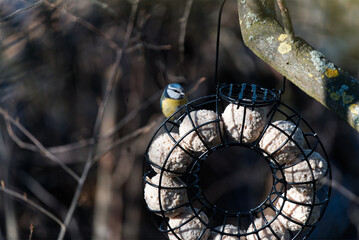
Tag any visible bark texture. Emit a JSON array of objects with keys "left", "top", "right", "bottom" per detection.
[{"left": 237, "top": 0, "right": 359, "bottom": 133}]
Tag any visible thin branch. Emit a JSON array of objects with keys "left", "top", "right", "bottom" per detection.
[
  {"left": 4, "top": 76, "right": 205, "bottom": 171},
  {"left": 64, "top": 11, "right": 120, "bottom": 51},
  {"left": 5, "top": 119, "right": 38, "bottom": 152},
  {"left": 126, "top": 42, "right": 172, "bottom": 53},
  {"left": 29, "top": 224, "right": 34, "bottom": 240},
  {"left": 47, "top": 89, "right": 160, "bottom": 154},
  {"left": 48, "top": 138, "right": 94, "bottom": 154},
  {"left": 326, "top": 179, "right": 359, "bottom": 205},
  {"left": 0, "top": 107, "right": 80, "bottom": 182},
  {"left": 143, "top": 42, "right": 172, "bottom": 51},
  {"left": 20, "top": 171, "right": 68, "bottom": 215},
  {"left": 44, "top": 1, "right": 121, "bottom": 52},
  {"left": 102, "top": 76, "right": 206, "bottom": 139},
  {"left": 0, "top": 0, "right": 45, "bottom": 23},
  {"left": 102, "top": 90, "right": 162, "bottom": 139},
  {"left": 57, "top": 1, "right": 139, "bottom": 239},
  {"left": 94, "top": 116, "right": 162, "bottom": 162},
  {"left": 0, "top": 185, "right": 65, "bottom": 231},
  {"left": 59, "top": 49, "right": 121, "bottom": 240},
  {"left": 49, "top": 76, "right": 206, "bottom": 155},
  {"left": 20, "top": 171, "right": 84, "bottom": 239},
  {"left": 178, "top": 0, "right": 193, "bottom": 63},
  {"left": 89, "top": 0, "right": 117, "bottom": 16},
  {"left": 0, "top": 0, "right": 164, "bottom": 168},
  {"left": 188, "top": 77, "right": 207, "bottom": 95},
  {"left": 276, "top": 0, "right": 295, "bottom": 42},
  {"left": 47, "top": 91, "right": 160, "bottom": 155}
]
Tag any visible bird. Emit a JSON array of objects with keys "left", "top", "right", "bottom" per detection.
[{"left": 160, "top": 83, "right": 188, "bottom": 119}]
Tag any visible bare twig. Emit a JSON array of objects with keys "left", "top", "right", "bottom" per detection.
[
  {"left": 143, "top": 42, "right": 172, "bottom": 51},
  {"left": 48, "top": 138, "right": 94, "bottom": 154},
  {"left": 0, "top": 107, "right": 80, "bottom": 182},
  {"left": 276, "top": 0, "right": 295, "bottom": 42},
  {"left": 20, "top": 171, "right": 67, "bottom": 215},
  {"left": 64, "top": 12, "right": 120, "bottom": 51},
  {"left": 47, "top": 91, "right": 161, "bottom": 155},
  {"left": 326, "top": 179, "right": 359, "bottom": 205},
  {"left": 29, "top": 224, "right": 34, "bottom": 240},
  {"left": 48, "top": 91, "right": 161, "bottom": 154},
  {"left": 178, "top": 0, "right": 193, "bottom": 63},
  {"left": 59, "top": 50, "right": 121, "bottom": 240},
  {"left": 0, "top": 0, "right": 45, "bottom": 23},
  {"left": 49, "top": 76, "right": 206, "bottom": 155},
  {"left": 16, "top": 75, "right": 205, "bottom": 170},
  {"left": 0, "top": 185, "right": 65, "bottom": 231},
  {"left": 19, "top": 172, "right": 83, "bottom": 239},
  {"left": 90, "top": 0, "right": 116, "bottom": 16},
  {"left": 48, "top": 91, "right": 162, "bottom": 155},
  {"left": 1, "top": 67, "right": 202, "bottom": 172},
  {"left": 5, "top": 119, "right": 38, "bottom": 152},
  {"left": 126, "top": 42, "right": 172, "bottom": 53},
  {"left": 92, "top": 93, "right": 116, "bottom": 239},
  {"left": 1, "top": 0, "right": 128, "bottom": 54},
  {"left": 94, "top": 116, "right": 162, "bottom": 162},
  {"left": 187, "top": 77, "right": 207, "bottom": 95},
  {"left": 57, "top": 1, "right": 139, "bottom": 239},
  {"left": 44, "top": 1, "right": 121, "bottom": 52},
  {"left": 102, "top": 90, "right": 162, "bottom": 139}
]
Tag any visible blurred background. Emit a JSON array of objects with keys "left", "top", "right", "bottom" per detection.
[{"left": 0, "top": 0, "right": 359, "bottom": 239}]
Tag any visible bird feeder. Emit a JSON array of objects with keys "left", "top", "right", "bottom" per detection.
[{"left": 142, "top": 1, "right": 331, "bottom": 239}]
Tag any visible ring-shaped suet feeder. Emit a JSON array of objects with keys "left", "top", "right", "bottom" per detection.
[{"left": 142, "top": 1, "right": 331, "bottom": 239}]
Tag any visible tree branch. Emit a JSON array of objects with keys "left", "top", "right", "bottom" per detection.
[
  {"left": 179, "top": 0, "right": 194, "bottom": 64},
  {"left": 94, "top": 116, "right": 162, "bottom": 162},
  {"left": 57, "top": 1, "right": 139, "bottom": 239},
  {"left": 48, "top": 76, "right": 206, "bottom": 155},
  {"left": 44, "top": 1, "right": 121, "bottom": 52},
  {"left": 275, "top": 0, "right": 295, "bottom": 43},
  {"left": 0, "top": 0, "right": 45, "bottom": 23},
  {"left": 0, "top": 184, "right": 65, "bottom": 231},
  {"left": 237, "top": 0, "right": 359, "bottom": 133},
  {"left": 0, "top": 107, "right": 80, "bottom": 182},
  {"left": 326, "top": 179, "right": 359, "bottom": 205}
]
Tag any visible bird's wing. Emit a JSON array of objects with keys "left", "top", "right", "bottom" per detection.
[{"left": 160, "top": 92, "right": 165, "bottom": 109}]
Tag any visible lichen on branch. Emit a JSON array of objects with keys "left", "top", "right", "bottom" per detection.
[{"left": 237, "top": 0, "right": 359, "bottom": 133}]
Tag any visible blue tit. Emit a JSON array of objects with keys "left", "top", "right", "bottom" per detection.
[{"left": 160, "top": 83, "right": 188, "bottom": 119}]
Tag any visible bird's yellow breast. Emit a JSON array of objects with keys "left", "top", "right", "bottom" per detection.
[{"left": 161, "top": 97, "right": 188, "bottom": 118}]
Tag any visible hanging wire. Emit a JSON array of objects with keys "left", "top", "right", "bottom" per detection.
[
  {"left": 276, "top": 76, "right": 287, "bottom": 102},
  {"left": 281, "top": 76, "right": 287, "bottom": 94},
  {"left": 215, "top": 0, "right": 227, "bottom": 96}
]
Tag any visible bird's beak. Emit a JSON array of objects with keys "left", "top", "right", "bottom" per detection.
[{"left": 180, "top": 92, "right": 185, "bottom": 96}]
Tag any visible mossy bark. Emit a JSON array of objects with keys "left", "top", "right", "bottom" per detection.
[{"left": 237, "top": 0, "right": 359, "bottom": 133}]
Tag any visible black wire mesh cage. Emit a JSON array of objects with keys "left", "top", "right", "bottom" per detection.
[
  {"left": 143, "top": 1, "right": 331, "bottom": 239},
  {"left": 142, "top": 82, "right": 331, "bottom": 239}
]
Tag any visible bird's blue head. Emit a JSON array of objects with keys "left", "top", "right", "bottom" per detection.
[{"left": 165, "top": 83, "right": 186, "bottom": 100}]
